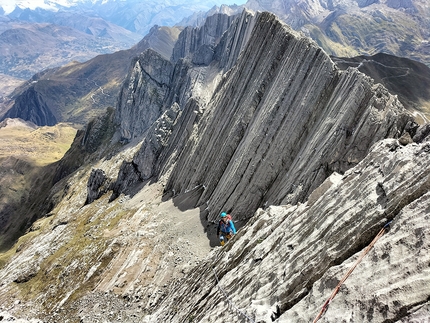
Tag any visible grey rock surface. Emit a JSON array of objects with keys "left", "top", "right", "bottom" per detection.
[
  {"left": 146, "top": 138, "right": 430, "bottom": 323},
  {"left": 112, "top": 103, "right": 181, "bottom": 198},
  {"left": 113, "top": 11, "right": 413, "bottom": 223},
  {"left": 162, "top": 11, "right": 412, "bottom": 221},
  {"left": 0, "top": 311, "right": 42, "bottom": 323},
  {"left": 172, "top": 13, "right": 237, "bottom": 63},
  {"left": 86, "top": 169, "right": 112, "bottom": 205},
  {"left": 115, "top": 49, "right": 175, "bottom": 141}
]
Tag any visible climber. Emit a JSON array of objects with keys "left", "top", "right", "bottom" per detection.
[{"left": 217, "top": 212, "right": 236, "bottom": 246}]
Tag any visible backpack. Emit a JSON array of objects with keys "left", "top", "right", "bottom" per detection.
[{"left": 219, "top": 214, "right": 233, "bottom": 229}]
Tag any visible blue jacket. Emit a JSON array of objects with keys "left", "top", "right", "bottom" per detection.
[{"left": 217, "top": 218, "right": 236, "bottom": 235}]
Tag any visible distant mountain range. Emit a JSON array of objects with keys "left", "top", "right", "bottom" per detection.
[
  {"left": 0, "top": 0, "right": 245, "bottom": 34},
  {"left": 0, "top": 0, "right": 245, "bottom": 94},
  {"left": 246, "top": 0, "right": 430, "bottom": 67},
  {"left": 0, "top": 19, "right": 141, "bottom": 79},
  {"left": 1, "top": 0, "right": 430, "bottom": 126},
  {"left": 1, "top": 25, "right": 182, "bottom": 126}
]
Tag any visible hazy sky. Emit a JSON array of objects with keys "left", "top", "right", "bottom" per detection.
[{"left": 0, "top": 0, "right": 249, "bottom": 14}]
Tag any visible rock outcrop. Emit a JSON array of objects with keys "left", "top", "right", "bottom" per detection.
[
  {"left": 171, "top": 13, "right": 237, "bottom": 64},
  {"left": 115, "top": 49, "right": 175, "bottom": 142},
  {"left": 164, "top": 14, "right": 411, "bottom": 221},
  {"left": 332, "top": 53, "right": 430, "bottom": 119},
  {"left": 111, "top": 10, "right": 412, "bottom": 223},
  {"left": 2, "top": 86, "right": 58, "bottom": 126},
  {"left": 146, "top": 136, "right": 430, "bottom": 323}
]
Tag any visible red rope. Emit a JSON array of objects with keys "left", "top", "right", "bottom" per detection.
[{"left": 312, "top": 224, "right": 389, "bottom": 323}]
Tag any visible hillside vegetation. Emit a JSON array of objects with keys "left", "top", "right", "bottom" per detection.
[{"left": 0, "top": 119, "right": 77, "bottom": 250}]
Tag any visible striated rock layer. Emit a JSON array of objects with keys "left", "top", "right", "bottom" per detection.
[{"left": 114, "top": 11, "right": 412, "bottom": 222}]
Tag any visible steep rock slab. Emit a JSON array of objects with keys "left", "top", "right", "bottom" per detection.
[
  {"left": 332, "top": 53, "right": 430, "bottom": 120},
  {"left": 172, "top": 13, "right": 237, "bottom": 63},
  {"left": 147, "top": 138, "right": 430, "bottom": 323},
  {"left": 163, "top": 11, "right": 412, "bottom": 221},
  {"left": 3, "top": 86, "right": 58, "bottom": 126},
  {"left": 110, "top": 11, "right": 259, "bottom": 197},
  {"left": 115, "top": 49, "right": 174, "bottom": 141},
  {"left": 214, "top": 9, "right": 258, "bottom": 71},
  {"left": 172, "top": 10, "right": 257, "bottom": 71},
  {"left": 111, "top": 103, "right": 181, "bottom": 198}
]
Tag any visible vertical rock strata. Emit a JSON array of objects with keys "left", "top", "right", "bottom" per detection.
[
  {"left": 115, "top": 49, "right": 174, "bottom": 141},
  {"left": 111, "top": 10, "right": 259, "bottom": 196},
  {"left": 171, "top": 13, "right": 237, "bottom": 64},
  {"left": 147, "top": 138, "right": 430, "bottom": 323},
  {"left": 163, "top": 11, "right": 411, "bottom": 221}
]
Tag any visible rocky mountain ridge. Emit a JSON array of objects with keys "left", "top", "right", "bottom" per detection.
[
  {"left": 332, "top": 53, "right": 430, "bottom": 122},
  {"left": 147, "top": 135, "right": 430, "bottom": 323},
  {"left": 111, "top": 10, "right": 413, "bottom": 221},
  {"left": 4, "top": 0, "right": 430, "bottom": 128},
  {"left": 0, "top": 9, "right": 428, "bottom": 323}
]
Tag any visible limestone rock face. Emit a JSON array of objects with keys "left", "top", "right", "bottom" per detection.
[
  {"left": 147, "top": 138, "right": 430, "bottom": 323},
  {"left": 162, "top": 11, "right": 412, "bottom": 221},
  {"left": 112, "top": 103, "right": 181, "bottom": 198},
  {"left": 108, "top": 11, "right": 415, "bottom": 225},
  {"left": 0, "top": 9, "right": 428, "bottom": 323},
  {"left": 112, "top": 11, "right": 413, "bottom": 223},
  {"left": 172, "top": 13, "right": 237, "bottom": 63},
  {"left": 111, "top": 10, "right": 259, "bottom": 199},
  {"left": 115, "top": 49, "right": 174, "bottom": 141}
]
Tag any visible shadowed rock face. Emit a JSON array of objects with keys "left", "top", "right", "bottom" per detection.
[
  {"left": 172, "top": 13, "right": 237, "bottom": 64},
  {"left": 110, "top": 11, "right": 413, "bottom": 223},
  {"left": 146, "top": 11, "right": 411, "bottom": 221},
  {"left": 332, "top": 53, "right": 430, "bottom": 120},
  {"left": 3, "top": 86, "right": 58, "bottom": 126},
  {"left": 115, "top": 49, "right": 175, "bottom": 142}
]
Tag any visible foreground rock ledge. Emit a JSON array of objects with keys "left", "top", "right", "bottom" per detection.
[{"left": 146, "top": 139, "right": 430, "bottom": 323}]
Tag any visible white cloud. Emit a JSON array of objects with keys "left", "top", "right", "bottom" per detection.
[{"left": 0, "top": 0, "right": 82, "bottom": 14}]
